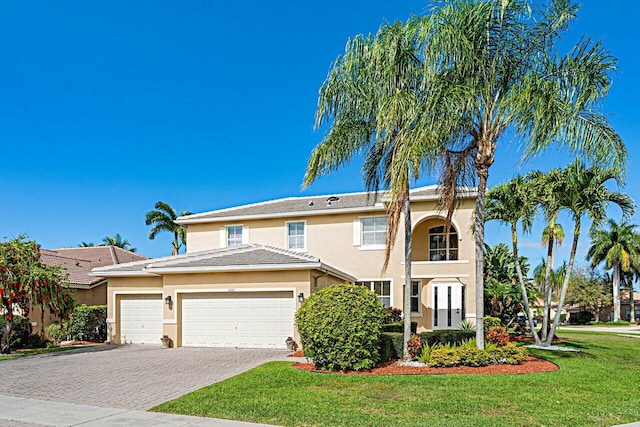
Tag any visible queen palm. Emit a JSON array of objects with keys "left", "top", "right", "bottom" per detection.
[
  {"left": 303, "top": 22, "right": 432, "bottom": 359},
  {"left": 100, "top": 234, "right": 135, "bottom": 252},
  {"left": 145, "top": 201, "right": 192, "bottom": 256},
  {"left": 410, "top": 0, "right": 626, "bottom": 347},
  {"left": 588, "top": 220, "right": 640, "bottom": 322}
]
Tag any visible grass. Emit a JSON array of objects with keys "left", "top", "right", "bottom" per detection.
[
  {"left": 153, "top": 331, "right": 640, "bottom": 427},
  {"left": 0, "top": 344, "right": 102, "bottom": 360}
]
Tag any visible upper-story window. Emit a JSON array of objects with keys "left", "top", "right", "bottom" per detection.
[
  {"left": 429, "top": 225, "right": 458, "bottom": 261},
  {"left": 227, "top": 225, "right": 244, "bottom": 247},
  {"left": 362, "top": 217, "right": 387, "bottom": 247},
  {"left": 286, "top": 221, "right": 306, "bottom": 251}
]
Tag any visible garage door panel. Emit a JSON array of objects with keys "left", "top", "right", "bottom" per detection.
[
  {"left": 120, "top": 295, "right": 163, "bottom": 344},
  {"left": 182, "top": 291, "right": 294, "bottom": 349}
]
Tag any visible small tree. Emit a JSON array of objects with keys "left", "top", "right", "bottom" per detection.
[
  {"left": 0, "top": 236, "right": 73, "bottom": 353},
  {"left": 566, "top": 267, "right": 611, "bottom": 321},
  {"left": 295, "top": 284, "right": 385, "bottom": 371}
]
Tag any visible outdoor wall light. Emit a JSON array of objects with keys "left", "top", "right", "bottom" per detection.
[
  {"left": 298, "top": 292, "right": 305, "bottom": 303},
  {"left": 165, "top": 295, "right": 172, "bottom": 305}
]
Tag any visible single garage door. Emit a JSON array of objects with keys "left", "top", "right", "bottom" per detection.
[
  {"left": 181, "top": 291, "right": 295, "bottom": 349},
  {"left": 120, "top": 295, "right": 163, "bottom": 344}
]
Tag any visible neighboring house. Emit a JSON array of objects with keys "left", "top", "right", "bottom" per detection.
[
  {"left": 32, "top": 246, "right": 147, "bottom": 329},
  {"left": 566, "top": 293, "right": 640, "bottom": 323},
  {"left": 92, "top": 185, "right": 477, "bottom": 349}
]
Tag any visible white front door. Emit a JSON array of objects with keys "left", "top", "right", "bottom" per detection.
[
  {"left": 120, "top": 295, "right": 164, "bottom": 344},
  {"left": 432, "top": 282, "right": 464, "bottom": 330},
  {"left": 181, "top": 291, "right": 295, "bottom": 349}
]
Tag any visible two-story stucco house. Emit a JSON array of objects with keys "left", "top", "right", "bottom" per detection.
[{"left": 92, "top": 185, "right": 477, "bottom": 349}]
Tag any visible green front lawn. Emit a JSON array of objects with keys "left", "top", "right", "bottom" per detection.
[
  {"left": 153, "top": 331, "right": 640, "bottom": 426},
  {"left": 0, "top": 344, "right": 102, "bottom": 360}
]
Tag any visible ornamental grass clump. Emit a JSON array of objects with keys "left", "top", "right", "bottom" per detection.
[{"left": 295, "top": 284, "right": 385, "bottom": 371}]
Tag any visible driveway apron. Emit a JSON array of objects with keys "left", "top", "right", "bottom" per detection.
[{"left": 0, "top": 345, "right": 289, "bottom": 410}]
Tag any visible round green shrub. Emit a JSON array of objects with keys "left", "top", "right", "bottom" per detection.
[
  {"left": 488, "top": 342, "right": 529, "bottom": 365},
  {"left": 456, "top": 346, "right": 490, "bottom": 367},
  {"left": 428, "top": 347, "right": 460, "bottom": 367},
  {"left": 295, "top": 284, "right": 385, "bottom": 371},
  {"left": 576, "top": 310, "right": 594, "bottom": 325},
  {"left": 483, "top": 316, "right": 502, "bottom": 332}
]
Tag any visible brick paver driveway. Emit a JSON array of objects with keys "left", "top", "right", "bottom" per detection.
[{"left": 0, "top": 345, "right": 288, "bottom": 410}]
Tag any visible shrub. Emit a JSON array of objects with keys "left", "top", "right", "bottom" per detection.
[
  {"left": 295, "top": 284, "right": 385, "bottom": 371},
  {"left": 382, "top": 307, "right": 403, "bottom": 323},
  {"left": 407, "top": 334, "right": 422, "bottom": 360},
  {"left": 456, "top": 346, "right": 490, "bottom": 367},
  {"left": 428, "top": 347, "right": 460, "bottom": 367},
  {"left": 419, "top": 330, "right": 475, "bottom": 347},
  {"left": 486, "top": 326, "right": 510, "bottom": 346},
  {"left": 46, "top": 322, "right": 70, "bottom": 345},
  {"left": 488, "top": 342, "right": 529, "bottom": 365},
  {"left": 68, "top": 305, "right": 107, "bottom": 342},
  {"left": 0, "top": 316, "right": 33, "bottom": 349},
  {"left": 379, "top": 332, "right": 403, "bottom": 362},
  {"left": 483, "top": 316, "right": 502, "bottom": 332},
  {"left": 576, "top": 310, "right": 594, "bottom": 325},
  {"left": 380, "top": 321, "right": 417, "bottom": 333},
  {"left": 418, "top": 343, "right": 438, "bottom": 364}
]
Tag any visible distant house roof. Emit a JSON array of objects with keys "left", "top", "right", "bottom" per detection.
[
  {"left": 41, "top": 246, "right": 148, "bottom": 288},
  {"left": 175, "top": 185, "right": 477, "bottom": 225},
  {"left": 91, "top": 244, "right": 356, "bottom": 282}
]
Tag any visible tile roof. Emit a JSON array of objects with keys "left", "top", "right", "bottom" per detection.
[
  {"left": 41, "top": 246, "right": 148, "bottom": 287},
  {"left": 91, "top": 244, "right": 355, "bottom": 281},
  {"left": 176, "top": 185, "right": 475, "bottom": 225}
]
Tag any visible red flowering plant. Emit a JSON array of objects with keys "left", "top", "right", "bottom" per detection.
[{"left": 0, "top": 236, "right": 72, "bottom": 354}]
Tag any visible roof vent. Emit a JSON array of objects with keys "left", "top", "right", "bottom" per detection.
[
  {"left": 326, "top": 196, "right": 340, "bottom": 206},
  {"left": 309, "top": 200, "right": 315, "bottom": 207}
]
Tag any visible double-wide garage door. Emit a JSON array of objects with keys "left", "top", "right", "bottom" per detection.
[
  {"left": 120, "top": 295, "right": 163, "bottom": 344},
  {"left": 181, "top": 291, "right": 295, "bottom": 349}
]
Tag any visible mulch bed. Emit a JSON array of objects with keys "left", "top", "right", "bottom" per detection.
[{"left": 293, "top": 356, "right": 558, "bottom": 375}]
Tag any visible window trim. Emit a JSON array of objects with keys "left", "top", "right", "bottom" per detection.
[
  {"left": 225, "top": 224, "right": 246, "bottom": 247},
  {"left": 285, "top": 220, "right": 307, "bottom": 252},
  {"left": 359, "top": 216, "right": 387, "bottom": 250},
  {"left": 428, "top": 225, "right": 459, "bottom": 261},
  {"left": 410, "top": 280, "right": 422, "bottom": 315},
  {"left": 356, "top": 278, "right": 393, "bottom": 308}
]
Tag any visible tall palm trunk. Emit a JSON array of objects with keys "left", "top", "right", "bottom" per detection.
[
  {"left": 474, "top": 165, "right": 489, "bottom": 349},
  {"left": 511, "top": 224, "right": 542, "bottom": 345},
  {"left": 546, "top": 221, "right": 580, "bottom": 345},
  {"left": 630, "top": 284, "right": 636, "bottom": 323},
  {"left": 403, "top": 191, "right": 412, "bottom": 360},
  {"left": 612, "top": 263, "right": 621, "bottom": 322},
  {"left": 541, "top": 216, "right": 556, "bottom": 342}
]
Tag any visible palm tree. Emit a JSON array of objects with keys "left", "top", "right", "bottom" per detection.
[
  {"left": 486, "top": 175, "right": 541, "bottom": 343},
  {"left": 410, "top": 0, "right": 626, "bottom": 348},
  {"left": 100, "top": 234, "right": 136, "bottom": 252},
  {"left": 78, "top": 242, "right": 95, "bottom": 247},
  {"left": 303, "top": 22, "right": 429, "bottom": 360},
  {"left": 588, "top": 220, "right": 640, "bottom": 322},
  {"left": 145, "top": 201, "right": 192, "bottom": 256}
]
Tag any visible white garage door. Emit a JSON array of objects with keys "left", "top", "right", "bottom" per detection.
[
  {"left": 181, "top": 291, "right": 295, "bottom": 349},
  {"left": 120, "top": 295, "right": 163, "bottom": 344}
]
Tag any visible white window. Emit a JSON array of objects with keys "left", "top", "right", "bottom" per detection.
[
  {"left": 361, "top": 217, "right": 387, "bottom": 247},
  {"left": 411, "top": 280, "right": 421, "bottom": 314},
  {"left": 357, "top": 280, "right": 391, "bottom": 308},
  {"left": 429, "top": 225, "right": 458, "bottom": 261},
  {"left": 227, "top": 225, "right": 243, "bottom": 247},
  {"left": 286, "top": 221, "right": 306, "bottom": 251}
]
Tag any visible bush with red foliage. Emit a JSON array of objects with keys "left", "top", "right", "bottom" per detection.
[{"left": 487, "top": 326, "right": 510, "bottom": 346}]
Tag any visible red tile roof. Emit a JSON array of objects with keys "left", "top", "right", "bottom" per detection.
[{"left": 41, "top": 246, "right": 147, "bottom": 288}]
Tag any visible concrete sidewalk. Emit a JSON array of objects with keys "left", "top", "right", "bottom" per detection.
[{"left": 0, "top": 394, "right": 280, "bottom": 427}]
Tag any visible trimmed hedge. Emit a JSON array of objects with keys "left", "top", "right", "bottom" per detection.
[
  {"left": 296, "top": 284, "right": 385, "bottom": 371},
  {"left": 419, "top": 330, "right": 475, "bottom": 347},
  {"left": 379, "top": 332, "right": 404, "bottom": 362},
  {"left": 69, "top": 305, "right": 107, "bottom": 341},
  {"left": 381, "top": 322, "right": 417, "bottom": 334}
]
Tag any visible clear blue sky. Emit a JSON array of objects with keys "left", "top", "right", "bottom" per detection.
[{"left": 1, "top": 1, "right": 639, "bottom": 270}]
